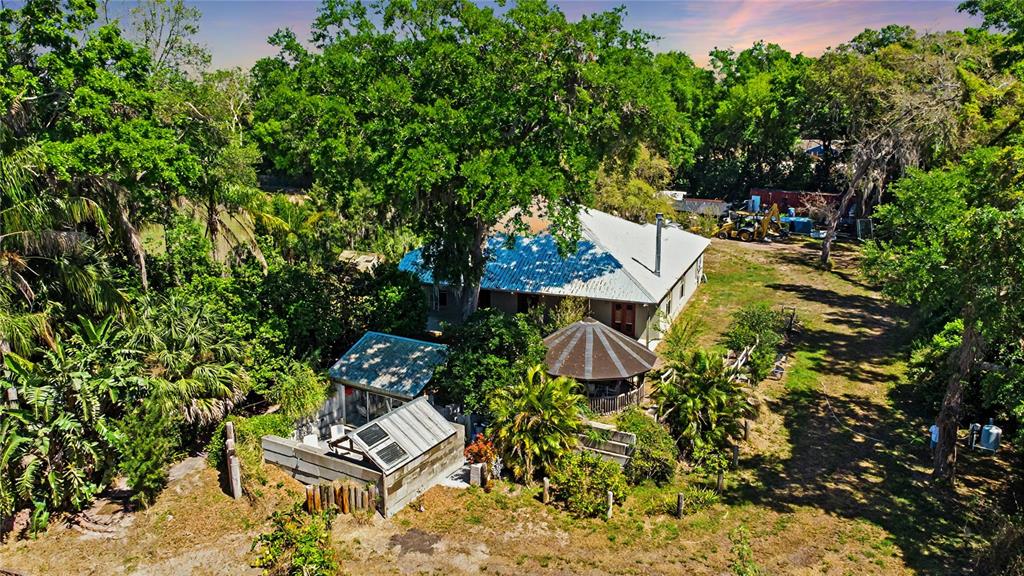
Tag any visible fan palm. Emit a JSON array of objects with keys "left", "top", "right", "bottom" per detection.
[
  {"left": 132, "top": 294, "right": 250, "bottom": 425},
  {"left": 488, "top": 364, "right": 584, "bottom": 483},
  {"left": 1, "top": 122, "right": 125, "bottom": 355}
]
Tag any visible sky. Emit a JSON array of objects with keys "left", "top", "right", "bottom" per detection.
[{"left": 172, "top": 0, "right": 978, "bottom": 69}]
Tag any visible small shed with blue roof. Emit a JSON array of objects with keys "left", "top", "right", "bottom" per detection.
[{"left": 306, "top": 332, "right": 448, "bottom": 435}]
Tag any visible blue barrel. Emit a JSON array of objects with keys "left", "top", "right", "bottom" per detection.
[{"left": 750, "top": 195, "right": 761, "bottom": 213}]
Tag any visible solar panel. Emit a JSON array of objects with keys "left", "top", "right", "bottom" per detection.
[
  {"left": 376, "top": 442, "right": 408, "bottom": 466},
  {"left": 356, "top": 424, "right": 388, "bottom": 447}
]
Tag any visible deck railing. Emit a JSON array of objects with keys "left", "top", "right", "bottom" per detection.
[{"left": 587, "top": 386, "right": 645, "bottom": 414}]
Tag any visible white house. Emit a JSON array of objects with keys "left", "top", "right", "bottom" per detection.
[{"left": 399, "top": 208, "right": 710, "bottom": 344}]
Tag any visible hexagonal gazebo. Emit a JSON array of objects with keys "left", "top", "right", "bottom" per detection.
[{"left": 543, "top": 317, "right": 658, "bottom": 414}]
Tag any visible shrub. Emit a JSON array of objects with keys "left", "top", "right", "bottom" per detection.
[
  {"left": 434, "top": 309, "right": 545, "bottom": 414},
  {"left": 974, "top": 512, "right": 1024, "bottom": 576},
  {"left": 464, "top": 434, "right": 498, "bottom": 466},
  {"left": 207, "top": 414, "right": 294, "bottom": 497},
  {"left": 544, "top": 296, "right": 588, "bottom": 332},
  {"left": 489, "top": 365, "right": 583, "bottom": 482},
  {"left": 252, "top": 504, "right": 339, "bottom": 576},
  {"left": 117, "top": 402, "right": 179, "bottom": 508},
  {"left": 730, "top": 526, "right": 766, "bottom": 576},
  {"left": 551, "top": 452, "right": 628, "bottom": 518},
  {"left": 616, "top": 407, "right": 677, "bottom": 485},
  {"left": 724, "top": 303, "right": 787, "bottom": 382},
  {"left": 655, "top": 350, "right": 752, "bottom": 457},
  {"left": 662, "top": 316, "right": 701, "bottom": 364},
  {"left": 267, "top": 361, "right": 330, "bottom": 421}
]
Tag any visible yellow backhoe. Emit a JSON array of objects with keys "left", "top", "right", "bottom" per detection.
[{"left": 715, "top": 204, "right": 788, "bottom": 242}]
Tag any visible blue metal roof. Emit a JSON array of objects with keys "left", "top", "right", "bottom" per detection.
[
  {"left": 398, "top": 234, "right": 654, "bottom": 303},
  {"left": 398, "top": 209, "right": 709, "bottom": 305},
  {"left": 328, "top": 332, "right": 448, "bottom": 399}
]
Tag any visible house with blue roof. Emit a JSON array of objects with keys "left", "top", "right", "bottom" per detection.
[{"left": 399, "top": 208, "right": 710, "bottom": 345}]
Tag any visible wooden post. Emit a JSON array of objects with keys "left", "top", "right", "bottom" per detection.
[
  {"left": 340, "top": 384, "right": 347, "bottom": 425},
  {"left": 306, "top": 486, "right": 314, "bottom": 512},
  {"left": 716, "top": 471, "right": 724, "bottom": 492},
  {"left": 368, "top": 485, "right": 377, "bottom": 512},
  {"left": 542, "top": 477, "right": 550, "bottom": 504},
  {"left": 225, "top": 421, "right": 235, "bottom": 442},
  {"left": 6, "top": 387, "right": 18, "bottom": 409},
  {"left": 348, "top": 486, "right": 356, "bottom": 513},
  {"left": 732, "top": 445, "right": 740, "bottom": 467},
  {"left": 327, "top": 484, "right": 336, "bottom": 509},
  {"left": 676, "top": 493, "right": 685, "bottom": 518},
  {"left": 313, "top": 484, "right": 322, "bottom": 512},
  {"left": 341, "top": 485, "right": 350, "bottom": 514},
  {"left": 228, "top": 455, "right": 242, "bottom": 500},
  {"left": 606, "top": 490, "right": 614, "bottom": 520},
  {"left": 743, "top": 419, "right": 750, "bottom": 441}
]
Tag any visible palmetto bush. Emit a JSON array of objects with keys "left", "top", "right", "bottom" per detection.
[
  {"left": 132, "top": 293, "right": 251, "bottom": 426},
  {"left": 488, "top": 365, "right": 584, "bottom": 483},
  {"left": 654, "top": 349, "right": 755, "bottom": 458}
]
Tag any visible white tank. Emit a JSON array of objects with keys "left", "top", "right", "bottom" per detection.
[{"left": 980, "top": 419, "right": 1002, "bottom": 452}]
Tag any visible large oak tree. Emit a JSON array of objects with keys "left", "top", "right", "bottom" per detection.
[{"left": 251, "top": 0, "right": 680, "bottom": 318}]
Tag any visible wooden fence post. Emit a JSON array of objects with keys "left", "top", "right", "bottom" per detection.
[
  {"left": 606, "top": 491, "right": 614, "bottom": 520},
  {"left": 341, "top": 485, "right": 350, "bottom": 514},
  {"left": 6, "top": 387, "right": 18, "bottom": 409},
  {"left": 743, "top": 420, "right": 750, "bottom": 441},
  {"left": 542, "top": 477, "right": 550, "bottom": 504},
  {"left": 732, "top": 445, "right": 740, "bottom": 467},
  {"left": 226, "top": 435, "right": 242, "bottom": 501},
  {"left": 305, "top": 486, "right": 314, "bottom": 512},
  {"left": 716, "top": 471, "right": 724, "bottom": 492},
  {"left": 676, "top": 493, "right": 685, "bottom": 518}
]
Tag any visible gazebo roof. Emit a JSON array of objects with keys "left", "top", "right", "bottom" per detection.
[{"left": 543, "top": 318, "right": 658, "bottom": 381}]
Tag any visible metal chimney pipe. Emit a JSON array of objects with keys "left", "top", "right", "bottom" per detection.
[{"left": 655, "top": 213, "right": 663, "bottom": 277}]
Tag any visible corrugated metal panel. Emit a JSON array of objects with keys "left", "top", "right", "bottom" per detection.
[
  {"left": 398, "top": 208, "right": 710, "bottom": 305},
  {"left": 347, "top": 397, "right": 456, "bottom": 474},
  {"left": 328, "top": 332, "right": 447, "bottom": 399}
]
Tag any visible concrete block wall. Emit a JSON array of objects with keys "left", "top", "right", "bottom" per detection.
[
  {"left": 382, "top": 424, "right": 465, "bottom": 518},
  {"left": 262, "top": 435, "right": 383, "bottom": 489}
]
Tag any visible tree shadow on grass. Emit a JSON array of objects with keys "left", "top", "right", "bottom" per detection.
[
  {"left": 730, "top": 387, "right": 985, "bottom": 574},
  {"left": 723, "top": 279, "right": 1017, "bottom": 573}
]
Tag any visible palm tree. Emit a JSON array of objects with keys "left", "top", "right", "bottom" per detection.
[
  {"left": 1, "top": 115, "right": 125, "bottom": 355},
  {"left": 654, "top": 350, "right": 755, "bottom": 457},
  {"left": 132, "top": 294, "right": 250, "bottom": 425},
  {"left": 488, "top": 365, "right": 584, "bottom": 483}
]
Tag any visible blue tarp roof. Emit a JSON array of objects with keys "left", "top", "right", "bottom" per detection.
[{"left": 328, "top": 332, "right": 448, "bottom": 399}]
